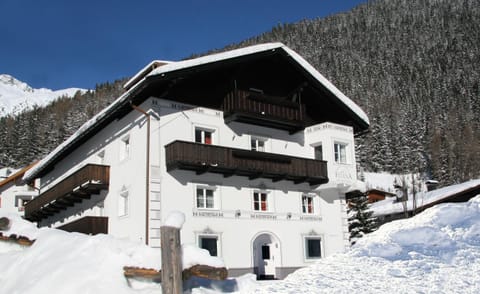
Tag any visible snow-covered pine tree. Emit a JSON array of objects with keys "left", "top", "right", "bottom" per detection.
[{"left": 348, "top": 193, "right": 378, "bottom": 245}]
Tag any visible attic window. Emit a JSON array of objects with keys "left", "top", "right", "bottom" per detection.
[{"left": 120, "top": 135, "right": 130, "bottom": 161}]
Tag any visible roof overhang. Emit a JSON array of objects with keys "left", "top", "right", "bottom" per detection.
[{"left": 23, "top": 42, "right": 369, "bottom": 182}]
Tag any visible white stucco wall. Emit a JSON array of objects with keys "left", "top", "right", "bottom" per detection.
[
  {"left": 0, "top": 181, "right": 38, "bottom": 215},
  {"left": 34, "top": 96, "right": 358, "bottom": 276}
]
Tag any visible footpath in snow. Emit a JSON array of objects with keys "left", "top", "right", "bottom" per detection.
[{"left": 1, "top": 196, "right": 480, "bottom": 293}]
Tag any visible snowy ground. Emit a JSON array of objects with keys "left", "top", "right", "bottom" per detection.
[
  {"left": 1, "top": 196, "right": 480, "bottom": 293},
  {"left": 253, "top": 196, "right": 480, "bottom": 293}
]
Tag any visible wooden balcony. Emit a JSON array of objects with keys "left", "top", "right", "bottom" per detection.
[
  {"left": 165, "top": 141, "right": 328, "bottom": 186},
  {"left": 25, "top": 164, "right": 110, "bottom": 222},
  {"left": 222, "top": 89, "right": 306, "bottom": 133}
]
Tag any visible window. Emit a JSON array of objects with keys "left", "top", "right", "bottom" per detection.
[
  {"left": 314, "top": 145, "right": 323, "bottom": 160},
  {"left": 251, "top": 137, "right": 266, "bottom": 152},
  {"left": 15, "top": 196, "right": 33, "bottom": 210},
  {"left": 195, "top": 128, "right": 213, "bottom": 145},
  {"left": 334, "top": 142, "right": 347, "bottom": 164},
  {"left": 253, "top": 191, "right": 268, "bottom": 211},
  {"left": 120, "top": 135, "right": 130, "bottom": 161},
  {"left": 305, "top": 237, "right": 322, "bottom": 259},
  {"left": 196, "top": 187, "right": 215, "bottom": 209},
  {"left": 97, "top": 150, "right": 105, "bottom": 164},
  {"left": 302, "top": 195, "right": 314, "bottom": 214},
  {"left": 118, "top": 186, "right": 129, "bottom": 217},
  {"left": 199, "top": 236, "right": 218, "bottom": 256}
]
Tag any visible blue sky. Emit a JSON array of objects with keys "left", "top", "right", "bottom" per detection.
[{"left": 1, "top": 0, "right": 367, "bottom": 90}]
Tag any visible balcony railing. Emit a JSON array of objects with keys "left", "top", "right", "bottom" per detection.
[
  {"left": 25, "top": 164, "right": 110, "bottom": 222},
  {"left": 222, "top": 89, "right": 306, "bottom": 133},
  {"left": 165, "top": 141, "right": 328, "bottom": 186}
]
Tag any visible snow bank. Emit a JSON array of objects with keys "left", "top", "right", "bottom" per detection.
[
  {"left": 2, "top": 196, "right": 480, "bottom": 293},
  {"left": 0, "top": 214, "right": 224, "bottom": 294},
  {"left": 253, "top": 196, "right": 480, "bottom": 293}
]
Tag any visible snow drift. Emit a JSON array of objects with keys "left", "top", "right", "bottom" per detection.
[
  {"left": 254, "top": 195, "right": 480, "bottom": 293},
  {"left": 1, "top": 196, "right": 480, "bottom": 293}
]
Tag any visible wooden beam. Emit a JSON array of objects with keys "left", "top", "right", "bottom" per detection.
[
  {"left": 272, "top": 174, "right": 287, "bottom": 182},
  {"left": 123, "top": 265, "right": 228, "bottom": 282},
  {"left": 183, "top": 265, "right": 228, "bottom": 281},
  {"left": 0, "top": 232, "right": 35, "bottom": 246},
  {"left": 161, "top": 226, "right": 183, "bottom": 294}
]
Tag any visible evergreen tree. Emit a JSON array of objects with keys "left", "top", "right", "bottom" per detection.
[{"left": 348, "top": 194, "right": 378, "bottom": 245}]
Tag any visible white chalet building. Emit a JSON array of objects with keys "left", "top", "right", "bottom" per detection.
[
  {"left": 0, "top": 163, "right": 38, "bottom": 215},
  {"left": 23, "top": 43, "right": 369, "bottom": 279}
]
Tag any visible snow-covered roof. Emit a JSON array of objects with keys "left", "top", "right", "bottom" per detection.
[
  {"left": 371, "top": 179, "right": 480, "bottom": 216},
  {"left": 0, "top": 162, "right": 37, "bottom": 188},
  {"left": 23, "top": 42, "right": 369, "bottom": 182},
  {"left": 123, "top": 60, "right": 172, "bottom": 90},
  {"left": 147, "top": 42, "right": 369, "bottom": 126}
]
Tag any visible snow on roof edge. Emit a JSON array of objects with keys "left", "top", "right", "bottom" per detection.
[
  {"left": 148, "top": 42, "right": 285, "bottom": 77},
  {"left": 281, "top": 46, "right": 369, "bottom": 126},
  {"left": 23, "top": 86, "right": 140, "bottom": 182},
  {"left": 371, "top": 179, "right": 480, "bottom": 216},
  {"left": 148, "top": 42, "right": 369, "bottom": 127},
  {"left": 123, "top": 60, "right": 173, "bottom": 90}
]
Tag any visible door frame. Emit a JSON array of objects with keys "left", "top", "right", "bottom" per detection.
[{"left": 251, "top": 231, "right": 281, "bottom": 279}]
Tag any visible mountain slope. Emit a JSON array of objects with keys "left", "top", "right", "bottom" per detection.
[
  {"left": 0, "top": 74, "right": 87, "bottom": 117},
  {"left": 0, "top": 79, "right": 126, "bottom": 168}
]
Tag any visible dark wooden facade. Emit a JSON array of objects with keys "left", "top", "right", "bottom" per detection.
[
  {"left": 165, "top": 141, "right": 328, "bottom": 186},
  {"left": 25, "top": 164, "right": 110, "bottom": 222},
  {"left": 58, "top": 216, "right": 108, "bottom": 235},
  {"left": 222, "top": 89, "right": 306, "bottom": 133}
]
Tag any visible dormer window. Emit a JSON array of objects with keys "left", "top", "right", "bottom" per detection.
[
  {"left": 195, "top": 128, "right": 213, "bottom": 145},
  {"left": 251, "top": 137, "right": 266, "bottom": 152}
]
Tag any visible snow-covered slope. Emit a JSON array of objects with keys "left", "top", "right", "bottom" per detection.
[
  {"left": 1, "top": 196, "right": 480, "bottom": 293},
  {"left": 0, "top": 74, "right": 87, "bottom": 117},
  {"left": 253, "top": 195, "right": 480, "bottom": 293}
]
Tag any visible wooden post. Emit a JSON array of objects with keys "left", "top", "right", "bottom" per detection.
[{"left": 161, "top": 225, "right": 183, "bottom": 294}]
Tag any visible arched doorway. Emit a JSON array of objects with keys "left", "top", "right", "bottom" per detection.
[{"left": 252, "top": 232, "right": 281, "bottom": 280}]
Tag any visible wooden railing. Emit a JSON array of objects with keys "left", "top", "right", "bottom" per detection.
[
  {"left": 165, "top": 141, "right": 328, "bottom": 186},
  {"left": 221, "top": 89, "right": 306, "bottom": 133},
  {"left": 25, "top": 164, "right": 110, "bottom": 221}
]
